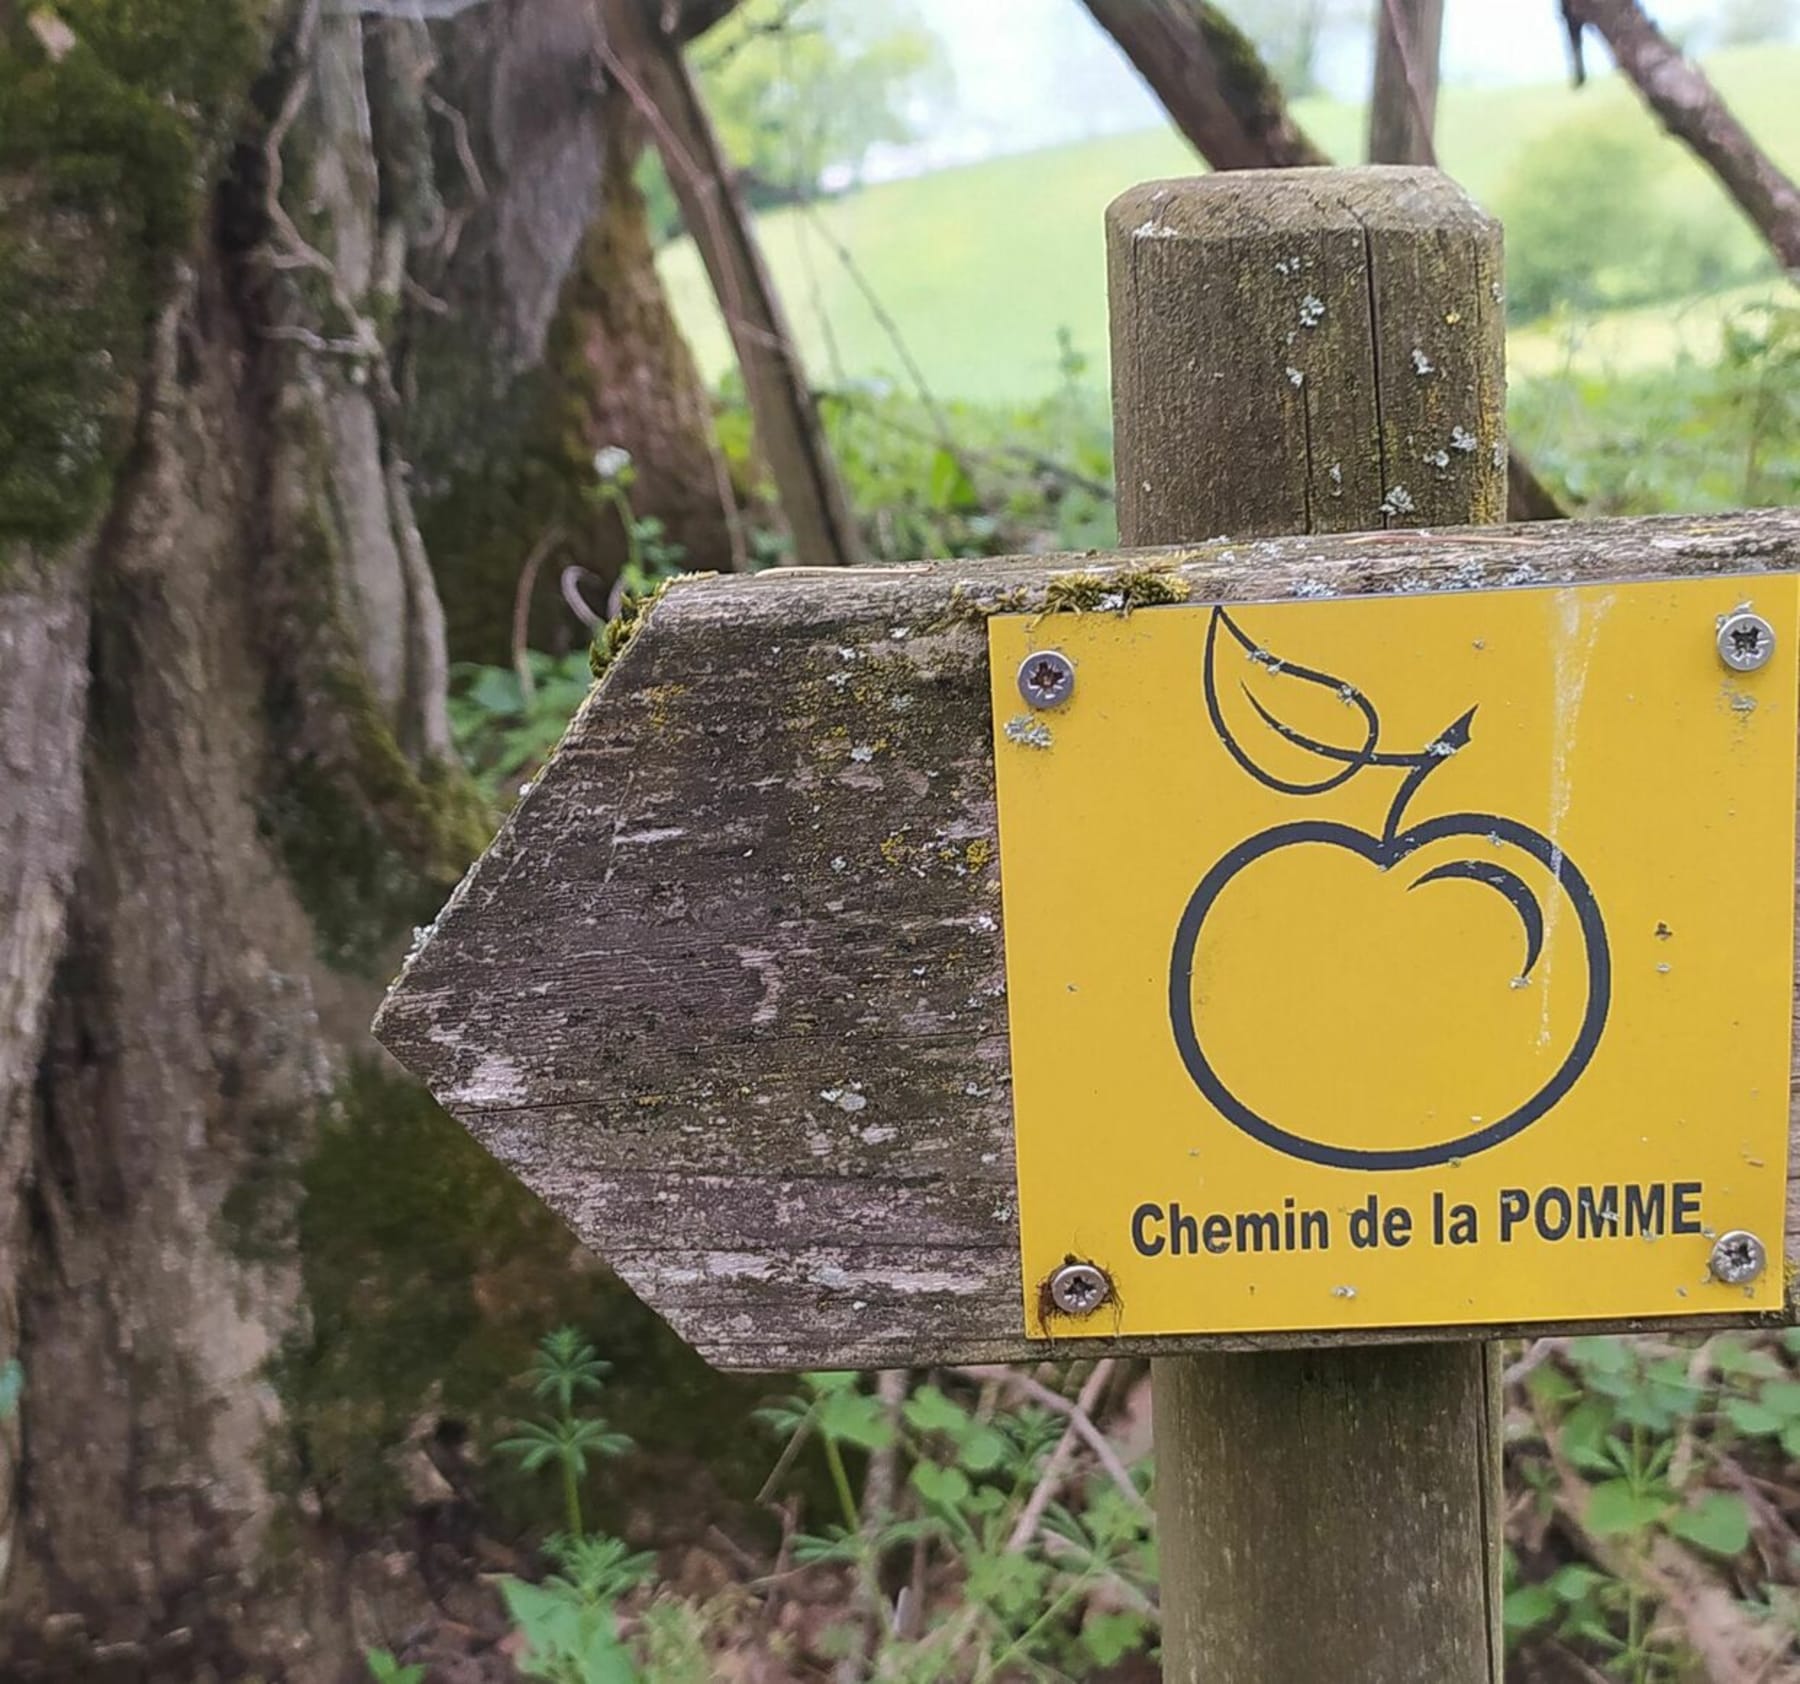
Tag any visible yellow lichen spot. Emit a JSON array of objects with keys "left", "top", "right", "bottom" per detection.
[
  {"left": 1445, "top": 309, "right": 1463, "bottom": 325},
  {"left": 879, "top": 832, "right": 911, "bottom": 867},
  {"left": 965, "top": 838, "right": 994, "bottom": 871}
]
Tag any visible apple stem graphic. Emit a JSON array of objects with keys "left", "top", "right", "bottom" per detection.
[
  {"left": 1178, "top": 607, "right": 1611, "bottom": 1170},
  {"left": 1204, "top": 606, "right": 1557, "bottom": 979}
]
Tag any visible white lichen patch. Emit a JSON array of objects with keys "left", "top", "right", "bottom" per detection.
[
  {"left": 849, "top": 745, "right": 875, "bottom": 763},
  {"left": 1285, "top": 365, "right": 1305, "bottom": 387},
  {"left": 1450, "top": 426, "right": 1478, "bottom": 454},
  {"left": 449, "top": 1052, "right": 529, "bottom": 1109},
  {"left": 1134, "top": 218, "right": 1178, "bottom": 239},
  {"left": 820, "top": 1086, "right": 868, "bottom": 1114},
  {"left": 1299, "top": 294, "right": 1326, "bottom": 328},
  {"left": 1381, "top": 485, "right": 1417, "bottom": 518},
  {"left": 1424, "top": 448, "right": 1451, "bottom": 470},
  {"left": 1410, "top": 347, "right": 1435, "bottom": 376},
  {"left": 1003, "top": 715, "right": 1053, "bottom": 750}
]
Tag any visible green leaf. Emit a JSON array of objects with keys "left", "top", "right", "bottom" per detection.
[
  {"left": 1547, "top": 1563, "right": 1610, "bottom": 1603},
  {"left": 1714, "top": 1336, "right": 1785, "bottom": 1379},
  {"left": 805, "top": 1370, "right": 859, "bottom": 1395},
  {"left": 956, "top": 1424, "right": 1009, "bottom": 1474},
  {"left": 467, "top": 666, "right": 523, "bottom": 718},
  {"left": 1760, "top": 1379, "right": 1800, "bottom": 1420},
  {"left": 965, "top": 1546, "right": 1050, "bottom": 1622},
  {"left": 364, "top": 1651, "right": 426, "bottom": 1684},
  {"left": 1080, "top": 1609, "right": 1149, "bottom": 1666},
  {"left": 1558, "top": 1398, "right": 1618, "bottom": 1474},
  {"left": 902, "top": 1384, "right": 969, "bottom": 1439},
  {"left": 910, "top": 1460, "right": 972, "bottom": 1511},
  {"left": 1503, "top": 1583, "right": 1561, "bottom": 1634},
  {"left": 1725, "top": 1396, "right": 1786, "bottom": 1436},
  {"left": 1568, "top": 1335, "right": 1632, "bottom": 1376},
  {"left": 1526, "top": 1363, "right": 1580, "bottom": 1406},
  {"left": 1585, "top": 1479, "right": 1672, "bottom": 1537},
  {"left": 1780, "top": 1419, "right": 1800, "bottom": 1461},
  {"left": 816, "top": 1386, "right": 895, "bottom": 1451},
  {"left": 1670, "top": 1491, "right": 1750, "bottom": 1557}
]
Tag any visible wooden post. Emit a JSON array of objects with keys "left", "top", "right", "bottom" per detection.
[{"left": 1107, "top": 168, "right": 1505, "bottom": 1682}]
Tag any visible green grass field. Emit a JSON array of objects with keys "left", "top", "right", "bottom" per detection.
[{"left": 659, "top": 44, "right": 1800, "bottom": 403}]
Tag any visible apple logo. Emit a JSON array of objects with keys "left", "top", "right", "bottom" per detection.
[{"left": 1169, "top": 606, "right": 1611, "bottom": 1170}]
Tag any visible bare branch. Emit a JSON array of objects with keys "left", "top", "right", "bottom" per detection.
[
  {"left": 1564, "top": 0, "right": 1800, "bottom": 272},
  {"left": 1369, "top": 0, "right": 1443, "bottom": 165}
]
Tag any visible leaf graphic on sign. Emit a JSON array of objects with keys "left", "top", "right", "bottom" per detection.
[{"left": 1203, "top": 607, "right": 1381, "bottom": 795}]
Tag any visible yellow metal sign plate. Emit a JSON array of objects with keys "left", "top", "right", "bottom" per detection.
[{"left": 990, "top": 575, "right": 1800, "bottom": 1339}]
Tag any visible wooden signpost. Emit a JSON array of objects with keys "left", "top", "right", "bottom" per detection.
[{"left": 376, "top": 168, "right": 1800, "bottom": 1681}]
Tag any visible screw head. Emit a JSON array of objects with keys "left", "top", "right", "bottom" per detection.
[
  {"left": 1717, "top": 611, "right": 1775, "bottom": 673},
  {"left": 1047, "top": 1261, "right": 1112, "bottom": 1316},
  {"left": 1708, "top": 1229, "right": 1766, "bottom": 1286},
  {"left": 1018, "top": 650, "right": 1076, "bottom": 709}
]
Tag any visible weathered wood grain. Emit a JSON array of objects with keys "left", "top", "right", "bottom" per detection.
[
  {"left": 1108, "top": 167, "right": 1506, "bottom": 545},
  {"left": 1114, "top": 169, "right": 1502, "bottom": 1684},
  {"left": 374, "top": 507, "right": 1800, "bottom": 1370},
  {"left": 1154, "top": 1345, "right": 1501, "bottom": 1683}
]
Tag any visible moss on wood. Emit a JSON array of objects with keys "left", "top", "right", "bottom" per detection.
[
  {"left": 0, "top": 0, "right": 263, "bottom": 560},
  {"left": 256, "top": 425, "right": 492, "bottom": 974}
]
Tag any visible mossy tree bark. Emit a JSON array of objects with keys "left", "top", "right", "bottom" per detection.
[
  {"left": 0, "top": 1, "right": 751, "bottom": 1675},
  {"left": 405, "top": 0, "right": 742, "bottom": 665}
]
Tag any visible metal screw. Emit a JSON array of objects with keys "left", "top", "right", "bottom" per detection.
[
  {"left": 1708, "top": 1229, "right": 1766, "bottom": 1286},
  {"left": 1717, "top": 611, "right": 1775, "bottom": 673},
  {"left": 1047, "top": 1261, "right": 1112, "bottom": 1316},
  {"left": 1018, "top": 650, "right": 1076, "bottom": 709}
]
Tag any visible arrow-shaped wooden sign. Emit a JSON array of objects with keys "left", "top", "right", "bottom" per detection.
[{"left": 373, "top": 508, "right": 1800, "bottom": 1371}]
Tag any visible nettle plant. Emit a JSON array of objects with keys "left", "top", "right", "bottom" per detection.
[
  {"left": 1505, "top": 1330, "right": 1800, "bottom": 1682},
  {"left": 755, "top": 1371, "right": 1158, "bottom": 1678}
]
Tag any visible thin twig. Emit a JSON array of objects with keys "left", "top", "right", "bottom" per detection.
[
  {"left": 951, "top": 1365, "right": 1147, "bottom": 1517},
  {"left": 1007, "top": 1361, "right": 1115, "bottom": 1550},
  {"left": 510, "top": 526, "right": 567, "bottom": 702},
  {"left": 822, "top": 388, "right": 1113, "bottom": 501},
  {"left": 1665, "top": 1336, "right": 1717, "bottom": 1491},
  {"left": 1502, "top": 1336, "right": 1569, "bottom": 1390},
  {"left": 690, "top": 0, "right": 813, "bottom": 76},
  {"left": 559, "top": 567, "right": 607, "bottom": 631},
  {"left": 796, "top": 204, "right": 967, "bottom": 458}
]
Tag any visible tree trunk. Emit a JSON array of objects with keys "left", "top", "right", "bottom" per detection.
[
  {"left": 1564, "top": 0, "right": 1800, "bottom": 273},
  {"left": 1368, "top": 0, "right": 1444, "bottom": 165},
  {"left": 403, "top": 0, "right": 743, "bottom": 664},
  {"left": 0, "top": 2, "right": 757, "bottom": 1675},
  {"left": 1079, "top": 0, "right": 1565, "bottom": 523}
]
